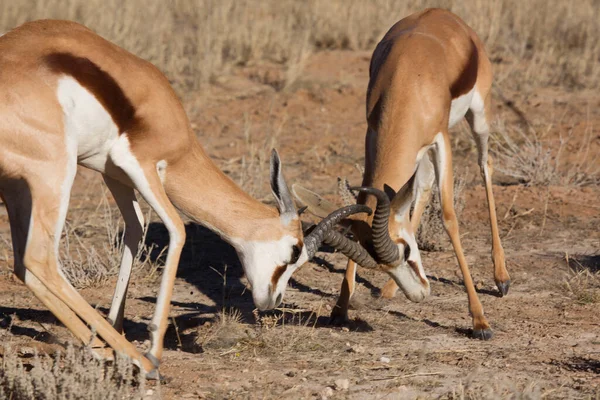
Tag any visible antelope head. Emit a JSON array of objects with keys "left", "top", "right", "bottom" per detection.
[
  {"left": 235, "top": 150, "right": 373, "bottom": 311},
  {"left": 292, "top": 182, "right": 430, "bottom": 303}
]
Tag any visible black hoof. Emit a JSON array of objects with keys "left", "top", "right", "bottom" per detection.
[
  {"left": 496, "top": 280, "right": 510, "bottom": 297},
  {"left": 144, "top": 353, "right": 161, "bottom": 369},
  {"left": 472, "top": 328, "right": 494, "bottom": 340},
  {"left": 328, "top": 312, "right": 349, "bottom": 326},
  {"left": 145, "top": 368, "right": 166, "bottom": 381}
]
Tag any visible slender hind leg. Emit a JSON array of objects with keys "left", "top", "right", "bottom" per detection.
[
  {"left": 466, "top": 90, "right": 510, "bottom": 296},
  {"left": 431, "top": 132, "right": 492, "bottom": 340},
  {"left": 380, "top": 154, "right": 435, "bottom": 299},
  {"left": 19, "top": 164, "right": 156, "bottom": 373},
  {"left": 2, "top": 185, "right": 108, "bottom": 354},
  {"left": 104, "top": 176, "right": 145, "bottom": 333}
]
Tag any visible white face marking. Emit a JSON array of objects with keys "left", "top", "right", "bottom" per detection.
[
  {"left": 386, "top": 227, "right": 430, "bottom": 303},
  {"left": 231, "top": 235, "right": 306, "bottom": 311},
  {"left": 449, "top": 87, "right": 475, "bottom": 128},
  {"left": 56, "top": 77, "right": 120, "bottom": 173}
]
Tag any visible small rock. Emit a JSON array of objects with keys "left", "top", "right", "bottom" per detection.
[
  {"left": 380, "top": 356, "right": 391, "bottom": 363},
  {"left": 321, "top": 387, "right": 334, "bottom": 399},
  {"left": 145, "top": 389, "right": 154, "bottom": 396},
  {"left": 286, "top": 371, "right": 296, "bottom": 377},
  {"left": 348, "top": 344, "right": 365, "bottom": 354},
  {"left": 301, "top": 377, "right": 307, "bottom": 382},
  {"left": 334, "top": 378, "right": 350, "bottom": 391},
  {"left": 341, "top": 327, "right": 349, "bottom": 332}
]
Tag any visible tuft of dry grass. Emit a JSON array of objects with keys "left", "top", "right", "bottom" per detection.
[
  {"left": 563, "top": 253, "right": 600, "bottom": 305},
  {"left": 0, "top": 0, "right": 597, "bottom": 93},
  {"left": 492, "top": 119, "right": 600, "bottom": 187},
  {"left": 0, "top": 343, "right": 147, "bottom": 400}
]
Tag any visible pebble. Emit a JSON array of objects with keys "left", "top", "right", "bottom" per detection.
[
  {"left": 334, "top": 378, "right": 350, "bottom": 391},
  {"left": 348, "top": 344, "right": 365, "bottom": 354},
  {"left": 321, "top": 387, "right": 334, "bottom": 399},
  {"left": 380, "top": 356, "right": 391, "bottom": 363}
]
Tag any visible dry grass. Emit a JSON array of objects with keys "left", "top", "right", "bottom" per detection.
[
  {"left": 0, "top": 0, "right": 597, "bottom": 93},
  {"left": 563, "top": 253, "right": 600, "bottom": 305},
  {"left": 60, "top": 187, "right": 164, "bottom": 289},
  {"left": 443, "top": 378, "right": 544, "bottom": 400},
  {"left": 0, "top": 343, "right": 147, "bottom": 400},
  {"left": 492, "top": 119, "right": 600, "bottom": 187}
]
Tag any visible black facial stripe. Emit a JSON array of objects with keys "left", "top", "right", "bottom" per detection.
[
  {"left": 404, "top": 244, "right": 411, "bottom": 261},
  {"left": 290, "top": 245, "right": 301, "bottom": 264}
]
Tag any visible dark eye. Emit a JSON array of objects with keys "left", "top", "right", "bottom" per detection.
[
  {"left": 404, "top": 244, "right": 411, "bottom": 261},
  {"left": 289, "top": 245, "right": 301, "bottom": 264}
]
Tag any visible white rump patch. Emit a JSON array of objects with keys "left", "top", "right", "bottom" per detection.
[
  {"left": 56, "top": 77, "right": 120, "bottom": 173},
  {"left": 448, "top": 87, "right": 475, "bottom": 128}
]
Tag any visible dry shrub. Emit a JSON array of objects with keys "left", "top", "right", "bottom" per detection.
[
  {"left": 492, "top": 120, "right": 600, "bottom": 187},
  {"left": 196, "top": 308, "right": 245, "bottom": 352},
  {"left": 0, "top": 0, "right": 597, "bottom": 93},
  {"left": 416, "top": 172, "right": 467, "bottom": 252},
  {"left": 60, "top": 189, "right": 163, "bottom": 289},
  {"left": 0, "top": 344, "right": 146, "bottom": 400},
  {"left": 563, "top": 253, "right": 600, "bottom": 305}
]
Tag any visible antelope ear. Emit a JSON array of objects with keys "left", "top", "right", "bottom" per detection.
[
  {"left": 291, "top": 184, "right": 338, "bottom": 219},
  {"left": 270, "top": 149, "right": 297, "bottom": 218},
  {"left": 389, "top": 174, "right": 416, "bottom": 219}
]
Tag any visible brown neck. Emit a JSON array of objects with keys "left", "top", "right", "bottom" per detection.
[{"left": 164, "top": 143, "right": 280, "bottom": 242}]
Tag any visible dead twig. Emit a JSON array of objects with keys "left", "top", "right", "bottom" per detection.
[{"left": 370, "top": 371, "right": 443, "bottom": 381}]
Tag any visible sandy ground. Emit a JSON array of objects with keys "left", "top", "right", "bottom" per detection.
[{"left": 0, "top": 50, "right": 599, "bottom": 399}]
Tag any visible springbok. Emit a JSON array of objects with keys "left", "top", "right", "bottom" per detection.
[
  {"left": 0, "top": 20, "right": 372, "bottom": 376},
  {"left": 294, "top": 8, "right": 510, "bottom": 339}
]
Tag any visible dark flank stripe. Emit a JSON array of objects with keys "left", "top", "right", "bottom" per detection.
[
  {"left": 449, "top": 39, "right": 479, "bottom": 99},
  {"left": 44, "top": 52, "right": 138, "bottom": 132}
]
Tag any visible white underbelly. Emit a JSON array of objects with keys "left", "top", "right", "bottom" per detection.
[
  {"left": 448, "top": 87, "right": 474, "bottom": 128},
  {"left": 56, "top": 76, "right": 120, "bottom": 173}
]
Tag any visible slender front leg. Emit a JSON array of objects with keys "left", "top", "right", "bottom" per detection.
[
  {"left": 104, "top": 176, "right": 145, "bottom": 333},
  {"left": 467, "top": 93, "right": 510, "bottom": 296},
  {"left": 122, "top": 166, "right": 185, "bottom": 367},
  {"left": 432, "top": 132, "right": 492, "bottom": 340},
  {"left": 330, "top": 259, "right": 357, "bottom": 324}
]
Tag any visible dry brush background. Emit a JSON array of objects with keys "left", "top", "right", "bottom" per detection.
[{"left": 0, "top": 1, "right": 599, "bottom": 399}]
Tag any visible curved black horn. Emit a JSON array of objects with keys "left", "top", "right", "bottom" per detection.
[
  {"left": 322, "top": 230, "right": 378, "bottom": 269},
  {"left": 350, "top": 187, "right": 401, "bottom": 266},
  {"left": 304, "top": 204, "right": 372, "bottom": 258}
]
